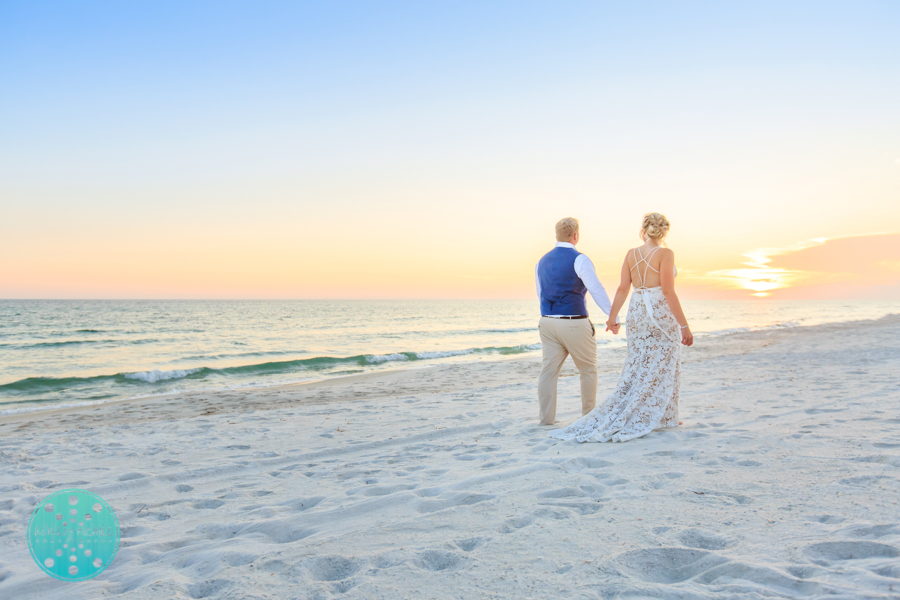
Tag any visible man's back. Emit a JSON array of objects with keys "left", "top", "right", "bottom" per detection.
[{"left": 537, "top": 245, "right": 588, "bottom": 317}]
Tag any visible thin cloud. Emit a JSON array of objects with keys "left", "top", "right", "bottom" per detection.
[
  {"left": 706, "top": 239, "right": 828, "bottom": 296},
  {"left": 706, "top": 233, "right": 900, "bottom": 297}
]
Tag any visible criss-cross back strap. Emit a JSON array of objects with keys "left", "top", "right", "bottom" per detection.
[{"left": 632, "top": 246, "right": 660, "bottom": 289}]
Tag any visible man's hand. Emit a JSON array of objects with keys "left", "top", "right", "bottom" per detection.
[{"left": 605, "top": 319, "right": 620, "bottom": 335}]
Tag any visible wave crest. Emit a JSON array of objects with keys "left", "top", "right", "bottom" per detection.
[
  {"left": 124, "top": 368, "right": 202, "bottom": 383},
  {"left": 0, "top": 343, "right": 542, "bottom": 397}
]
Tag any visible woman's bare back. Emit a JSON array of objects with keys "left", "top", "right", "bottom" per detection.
[{"left": 626, "top": 245, "right": 667, "bottom": 290}]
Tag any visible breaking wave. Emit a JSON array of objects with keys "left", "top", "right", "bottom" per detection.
[{"left": 0, "top": 343, "right": 542, "bottom": 398}]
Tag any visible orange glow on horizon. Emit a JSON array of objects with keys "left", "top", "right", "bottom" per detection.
[{"left": 683, "top": 233, "right": 900, "bottom": 300}]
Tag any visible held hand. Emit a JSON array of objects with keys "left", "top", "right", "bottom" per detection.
[
  {"left": 681, "top": 326, "right": 693, "bottom": 346},
  {"left": 605, "top": 319, "right": 620, "bottom": 335}
]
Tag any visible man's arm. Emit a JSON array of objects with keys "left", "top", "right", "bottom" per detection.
[
  {"left": 575, "top": 254, "right": 618, "bottom": 321},
  {"left": 535, "top": 263, "right": 542, "bottom": 299}
]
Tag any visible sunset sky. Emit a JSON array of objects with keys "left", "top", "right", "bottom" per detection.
[{"left": 2, "top": 1, "right": 898, "bottom": 300}]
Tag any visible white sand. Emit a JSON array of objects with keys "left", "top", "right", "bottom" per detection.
[{"left": 1, "top": 316, "right": 900, "bottom": 599}]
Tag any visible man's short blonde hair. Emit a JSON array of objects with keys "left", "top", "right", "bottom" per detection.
[{"left": 555, "top": 217, "right": 579, "bottom": 242}]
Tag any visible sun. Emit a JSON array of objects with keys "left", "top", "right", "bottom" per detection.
[{"left": 708, "top": 251, "right": 797, "bottom": 297}]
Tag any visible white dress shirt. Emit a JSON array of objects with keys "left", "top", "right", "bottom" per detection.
[{"left": 536, "top": 242, "right": 617, "bottom": 320}]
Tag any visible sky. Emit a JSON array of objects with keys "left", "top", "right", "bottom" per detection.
[{"left": 1, "top": 1, "right": 898, "bottom": 300}]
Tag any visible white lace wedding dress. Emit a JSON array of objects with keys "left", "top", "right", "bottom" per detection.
[{"left": 548, "top": 282, "right": 681, "bottom": 444}]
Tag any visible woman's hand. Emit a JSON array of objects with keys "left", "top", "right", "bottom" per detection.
[
  {"left": 681, "top": 326, "right": 693, "bottom": 346},
  {"left": 606, "top": 319, "right": 620, "bottom": 335}
]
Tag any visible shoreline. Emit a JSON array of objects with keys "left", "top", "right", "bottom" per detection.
[
  {"left": 0, "top": 363, "right": 435, "bottom": 428},
  {"left": 1, "top": 307, "right": 896, "bottom": 424},
  {"left": 1, "top": 312, "right": 896, "bottom": 431}
]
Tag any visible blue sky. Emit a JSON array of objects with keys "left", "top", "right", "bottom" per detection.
[{"left": 1, "top": 1, "right": 899, "bottom": 298}]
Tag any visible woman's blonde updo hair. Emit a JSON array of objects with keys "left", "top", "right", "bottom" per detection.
[{"left": 641, "top": 212, "right": 670, "bottom": 241}]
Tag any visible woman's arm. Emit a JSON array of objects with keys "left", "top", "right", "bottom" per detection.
[
  {"left": 605, "top": 256, "right": 632, "bottom": 334},
  {"left": 659, "top": 249, "right": 693, "bottom": 346}
]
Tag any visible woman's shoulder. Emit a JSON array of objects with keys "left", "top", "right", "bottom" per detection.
[{"left": 655, "top": 248, "right": 675, "bottom": 267}]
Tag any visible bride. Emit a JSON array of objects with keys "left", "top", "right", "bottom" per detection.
[{"left": 549, "top": 212, "right": 693, "bottom": 443}]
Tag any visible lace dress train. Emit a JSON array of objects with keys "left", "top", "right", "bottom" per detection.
[{"left": 548, "top": 287, "right": 681, "bottom": 443}]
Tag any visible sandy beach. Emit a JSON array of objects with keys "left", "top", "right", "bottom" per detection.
[{"left": 1, "top": 315, "right": 899, "bottom": 599}]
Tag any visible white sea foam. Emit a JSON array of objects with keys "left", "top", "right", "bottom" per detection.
[
  {"left": 364, "top": 344, "right": 543, "bottom": 364},
  {"left": 364, "top": 353, "right": 410, "bottom": 364},
  {"left": 415, "top": 349, "right": 474, "bottom": 359},
  {"left": 124, "top": 368, "right": 202, "bottom": 383}
]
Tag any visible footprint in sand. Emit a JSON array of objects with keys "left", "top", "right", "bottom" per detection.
[
  {"left": 222, "top": 551, "right": 258, "bottom": 567},
  {"left": 454, "top": 537, "right": 489, "bottom": 552},
  {"left": 675, "top": 528, "right": 733, "bottom": 550},
  {"left": 693, "top": 561, "right": 822, "bottom": 595},
  {"left": 537, "top": 487, "right": 589, "bottom": 499},
  {"left": 187, "top": 579, "right": 230, "bottom": 599},
  {"left": 538, "top": 501, "right": 603, "bottom": 516},
  {"left": 304, "top": 555, "right": 361, "bottom": 581},
  {"left": 191, "top": 499, "right": 225, "bottom": 510},
  {"left": 613, "top": 546, "right": 822, "bottom": 595},
  {"left": 813, "top": 514, "right": 845, "bottom": 524},
  {"left": 350, "top": 483, "right": 419, "bottom": 497},
  {"left": 844, "top": 524, "right": 900, "bottom": 539},
  {"left": 645, "top": 449, "right": 698, "bottom": 459},
  {"left": 646, "top": 471, "right": 685, "bottom": 490},
  {"left": 689, "top": 490, "right": 753, "bottom": 505},
  {"left": 870, "top": 564, "right": 900, "bottom": 578},
  {"left": 497, "top": 514, "right": 536, "bottom": 534},
  {"left": 804, "top": 541, "right": 900, "bottom": 565},
  {"left": 853, "top": 455, "right": 900, "bottom": 467},
  {"left": 785, "top": 565, "right": 825, "bottom": 579},
  {"left": 560, "top": 456, "right": 614, "bottom": 470},
  {"left": 415, "top": 492, "right": 495, "bottom": 514},
  {"left": 614, "top": 548, "right": 728, "bottom": 583},
  {"left": 279, "top": 497, "right": 324, "bottom": 512},
  {"left": 415, "top": 550, "right": 464, "bottom": 571},
  {"left": 527, "top": 439, "right": 556, "bottom": 454},
  {"left": 838, "top": 475, "right": 894, "bottom": 486},
  {"left": 249, "top": 522, "right": 316, "bottom": 544}
]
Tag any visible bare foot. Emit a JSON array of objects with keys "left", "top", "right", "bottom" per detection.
[{"left": 678, "top": 421, "right": 683, "bottom": 425}]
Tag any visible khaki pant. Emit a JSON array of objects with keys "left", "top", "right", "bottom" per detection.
[{"left": 538, "top": 317, "right": 598, "bottom": 425}]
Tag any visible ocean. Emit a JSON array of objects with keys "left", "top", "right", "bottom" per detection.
[{"left": 1, "top": 299, "right": 897, "bottom": 416}]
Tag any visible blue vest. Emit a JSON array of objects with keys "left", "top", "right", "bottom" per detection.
[{"left": 538, "top": 246, "right": 588, "bottom": 316}]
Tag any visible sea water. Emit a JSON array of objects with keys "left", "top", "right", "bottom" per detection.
[{"left": 1, "top": 299, "right": 897, "bottom": 415}]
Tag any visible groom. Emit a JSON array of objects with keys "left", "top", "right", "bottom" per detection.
[{"left": 536, "top": 218, "right": 619, "bottom": 425}]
